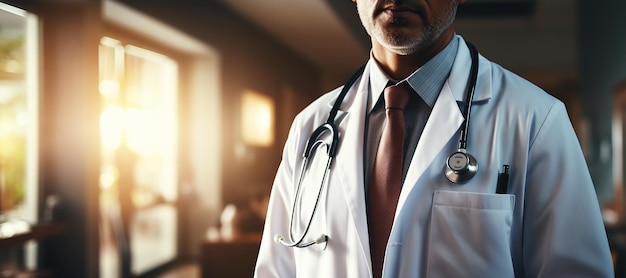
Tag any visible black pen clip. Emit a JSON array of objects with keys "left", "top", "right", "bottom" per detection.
[{"left": 496, "top": 165, "right": 510, "bottom": 194}]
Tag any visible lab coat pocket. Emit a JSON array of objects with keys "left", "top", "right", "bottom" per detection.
[{"left": 426, "top": 190, "right": 515, "bottom": 278}]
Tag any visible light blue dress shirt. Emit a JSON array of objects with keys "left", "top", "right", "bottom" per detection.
[{"left": 365, "top": 37, "right": 459, "bottom": 186}]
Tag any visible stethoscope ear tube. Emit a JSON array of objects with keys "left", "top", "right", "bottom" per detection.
[
  {"left": 275, "top": 145, "right": 332, "bottom": 249},
  {"left": 275, "top": 233, "right": 328, "bottom": 250},
  {"left": 275, "top": 62, "right": 363, "bottom": 251}
]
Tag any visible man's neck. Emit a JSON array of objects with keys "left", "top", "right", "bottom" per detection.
[{"left": 371, "top": 31, "right": 455, "bottom": 80}]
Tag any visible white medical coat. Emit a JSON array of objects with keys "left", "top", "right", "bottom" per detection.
[{"left": 254, "top": 36, "right": 614, "bottom": 278}]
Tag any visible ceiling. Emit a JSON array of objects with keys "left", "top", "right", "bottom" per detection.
[
  {"left": 219, "top": 0, "right": 369, "bottom": 81},
  {"left": 220, "top": 0, "right": 578, "bottom": 87}
]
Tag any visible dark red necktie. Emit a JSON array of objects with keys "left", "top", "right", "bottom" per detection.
[{"left": 367, "top": 83, "right": 410, "bottom": 278}]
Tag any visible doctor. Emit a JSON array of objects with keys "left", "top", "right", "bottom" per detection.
[{"left": 255, "top": 0, "right": 614, "bottom": 277}]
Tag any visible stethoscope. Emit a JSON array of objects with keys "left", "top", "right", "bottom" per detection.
[{"left": 275, "top": 42, "right": 480, "bottom": 249}]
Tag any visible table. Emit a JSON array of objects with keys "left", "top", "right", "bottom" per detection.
[{"left": 200, "top": 233, "right": 262, "bottom": 278}]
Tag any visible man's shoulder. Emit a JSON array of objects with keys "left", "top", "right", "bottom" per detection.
[
  {"left": 489, "top": 60, "right": 561, "bottom": 108},
  {"left": 296, "top": 86, "right": 345, "bottom": 118},
  {"left": 484, "top": 59, "right": 571, "bottom": 135},
  {"left": 284, "top": 85, "right": 346, "bottom": 134}
]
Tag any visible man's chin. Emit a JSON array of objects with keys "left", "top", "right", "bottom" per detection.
[{"left": 378, "top": 40, "right": 420, "bottom": 55}]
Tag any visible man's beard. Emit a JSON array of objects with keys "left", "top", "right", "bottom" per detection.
[{"left": 358, "top": 2, "right": 458, "bottom": 55}]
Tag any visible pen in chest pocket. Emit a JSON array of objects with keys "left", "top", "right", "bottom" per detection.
[{"left": 496, "top": 165, "right": 510, "bottom": 194}]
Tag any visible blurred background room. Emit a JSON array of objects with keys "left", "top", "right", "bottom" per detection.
[{"left": 0, "top": 0, "right": 625, "bottom": 277}]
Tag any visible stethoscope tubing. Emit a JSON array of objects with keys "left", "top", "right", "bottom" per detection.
[
  {"left": 289, "top": 143, "right": 333, "bottom": 247},
  {"left": 277, "top": 65, "right": 367, "bottom": 248},
  {"left": 276, "top": 41, "right": 480, "bottom": 249},
  {"left": 459, "top": 42, "right": 479, "bottom": 150}
]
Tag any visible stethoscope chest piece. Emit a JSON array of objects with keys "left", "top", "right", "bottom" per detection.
[{"left": 445, "top": 150, "right": 478, "bottom": 184}]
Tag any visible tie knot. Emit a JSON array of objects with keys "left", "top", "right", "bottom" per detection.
[{"left": 384, "top": 83, "right": 411, "bottom": 110}]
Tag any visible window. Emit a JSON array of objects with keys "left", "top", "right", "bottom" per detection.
[
  {"left": 99, "top": 37, "right": 178, "bottom": 277},
  {"left": 0, "top": 1, "right": 39, "bottom": 270}
]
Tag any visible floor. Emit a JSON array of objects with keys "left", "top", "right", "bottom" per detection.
[{"left": 155, "top": 262, "right": 199, "bottom": 278}]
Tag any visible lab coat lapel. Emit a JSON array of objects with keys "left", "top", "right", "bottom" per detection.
[
  {"left": 396, "top": 36, "right": 490, "bottom": 213},
  {"left": 397, "top": 83, "right": 464, "bottom": 209},
  {"left": 327, "top": 68, "right": 372, "bottom": 267}
]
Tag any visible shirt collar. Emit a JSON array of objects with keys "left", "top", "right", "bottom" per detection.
[{"left": 367, "top": 36, "right": 459, "bottom": 112}]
